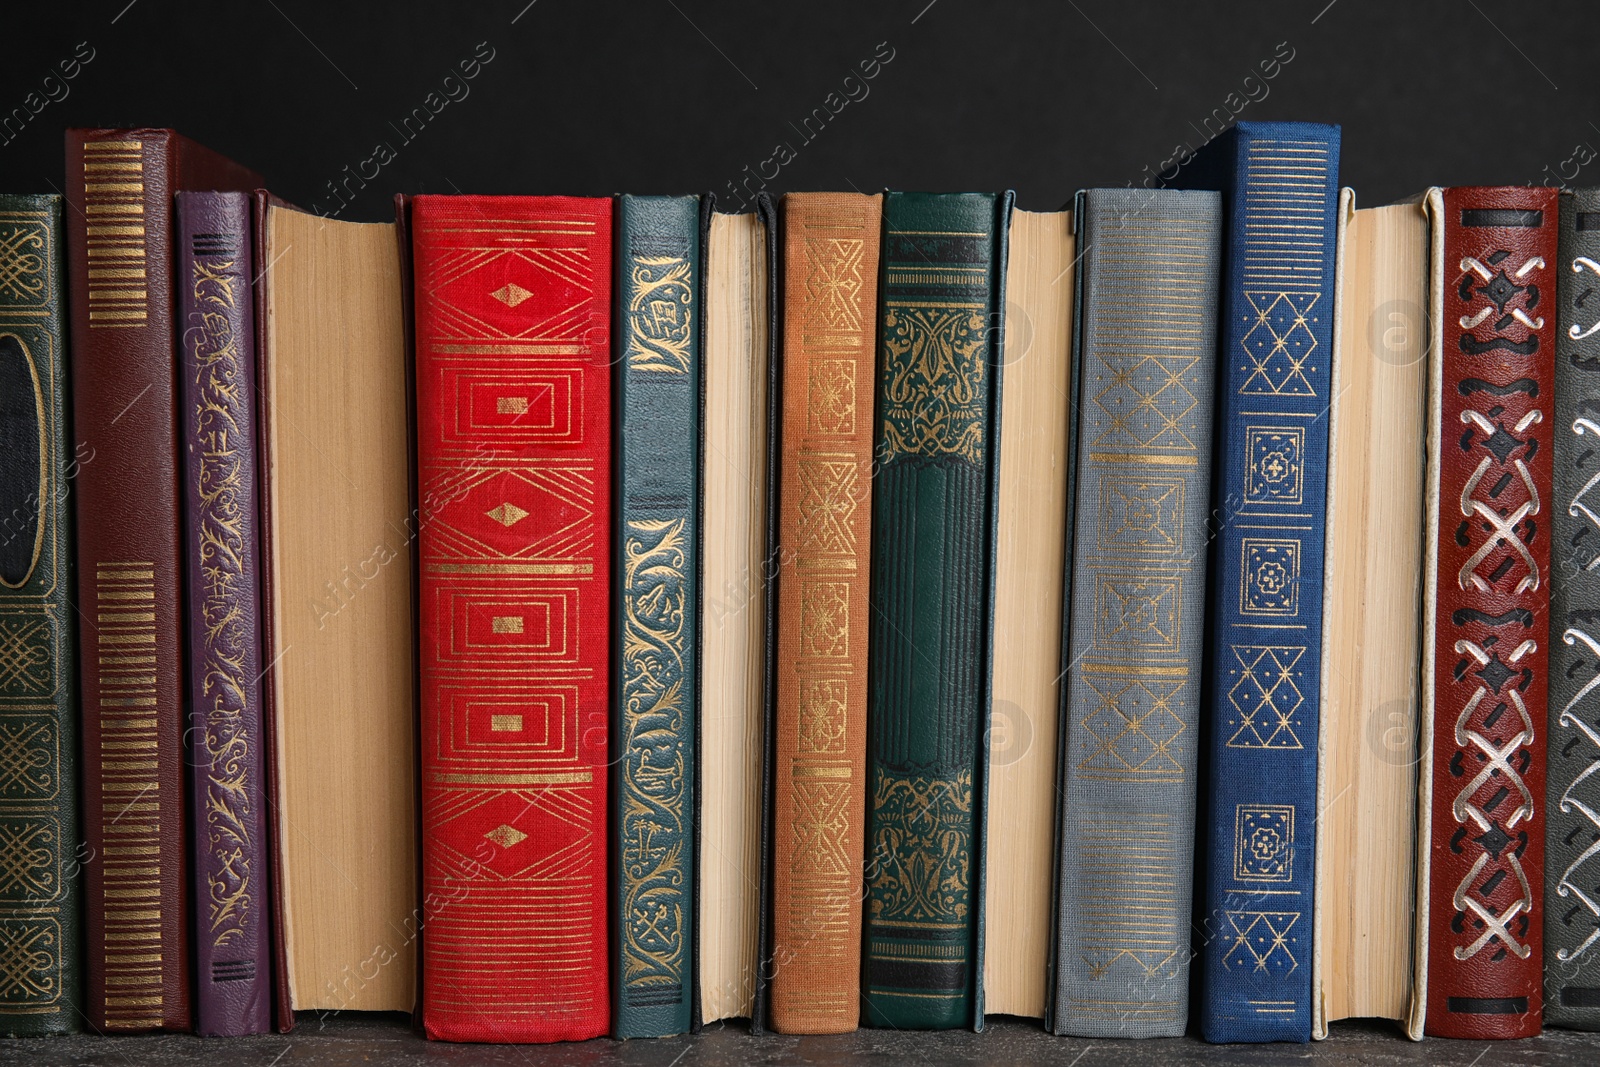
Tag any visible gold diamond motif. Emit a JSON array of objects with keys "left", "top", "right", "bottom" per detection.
[
  {"left": 485, "top": 502, "right": 529, "bottom": 527},
  {"left": 484, "top": 823, "right": 527, "bottom": 848},
  {"left": 490, "top": 282, "right": 533, "bottom": 308}
]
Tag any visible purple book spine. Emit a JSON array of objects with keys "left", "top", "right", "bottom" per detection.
[{"left": 175, "top": 191, "right": 272, "bottom": 1035}]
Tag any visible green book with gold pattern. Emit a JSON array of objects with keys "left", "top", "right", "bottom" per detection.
[
  {"left": 863, "top": 191, "right": 1011, "bottom": 1030},
  {"left": 610, "top": 193, "right": 702, "bottom": 1038},
  {"left": 0, "top": 193, "right": 82, "bottom": 1035}
]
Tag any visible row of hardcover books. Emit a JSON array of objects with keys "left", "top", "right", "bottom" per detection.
[{"left": 0, "top": 120, "right": 1595, "bottom": 1045}]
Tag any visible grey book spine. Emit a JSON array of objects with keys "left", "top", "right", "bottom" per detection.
[
  {"left": 1050, "top": 188, "right": 1222, "bottom": 1037},
  {"left": 1548, "top": 188, "right": 1600, "bottom": 1028}
]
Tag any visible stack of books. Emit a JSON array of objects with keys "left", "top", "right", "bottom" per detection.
[{"left": 1, "top": 121, "right": 1597, "bottom": 1046}]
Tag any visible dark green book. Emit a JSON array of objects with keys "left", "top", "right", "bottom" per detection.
[
  {"left": 611, "top": 194, "right": 701, "bottom": 1038},
  {"left": 863, "top": 191, "right": 1010, "bottom": 1030},
  {"left": 0, "top": 193, "right": 82, "bottom": 1035}
]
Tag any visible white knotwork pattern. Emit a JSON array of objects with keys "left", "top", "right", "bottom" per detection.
[
  {"left": 1450, "top": 636, "right": 1537, "bottom": 960},
  {"left": 1571, "top": 418, "right": 1600, "bottom": 572},
  {"left": 1458, "top": 408, "right": 1543, "bottom": 593},
  {"left": 1558, "top": 627, "right": 1600, "bottom": 963},
  {"left": 1572, "top": 257, "right": 1600, "bottom": 341}
]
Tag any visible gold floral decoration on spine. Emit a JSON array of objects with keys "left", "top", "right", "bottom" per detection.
[
  {"left": 619, "top": 517, "right": 689, "bottom": 987},
  {"left": 627, "top": 256, "right": 693, "bottom": 374},
  {"left": 188, "top": 255, "right": 254, "bottom": 947},
  {"left": 879, "top": 307, "right": 987, "bottom": 463},
  {"left": 867, "top": 767, "right": 973, "bottom": 923}
]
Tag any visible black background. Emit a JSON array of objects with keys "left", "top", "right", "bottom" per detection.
[{"left": 0, "top": 0, "right": 1598, "bottom": 216}]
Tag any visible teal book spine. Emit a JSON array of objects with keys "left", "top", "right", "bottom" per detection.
[
  {"left": 863, "top": 191, "right": 1009, "bottom": 1030},
  {"left": 0, "top": 193, "right": 82, "bottom": 1035},
  {"left": 611, "top": 194, "right": 701, "bottom": 1038}
]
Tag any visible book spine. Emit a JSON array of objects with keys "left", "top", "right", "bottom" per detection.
[
  {"left": 768, "top": 192, "right": 881, "bottom": 1033},
  {"left": 611, "top": 194, "right": 701, "bottom": 1038},
  {"left": 1051, "top": 189, "right": 1221, "bottom": 1037},
  {"left": 1549, "top": 187, "right": 1600, "bottom": 1030},
  {"left": 863, "top": 191, "right": 1003, "bottom": 1030},
  {"left": 413, "top": 194, "right": 613, "bottom": 1043},
  {"left": 1424, "top": 186, "right": 1556, "bottom": 1039},
  {"left": 0, "top": 193, "right": 83, "bottom": 1035},
  {"left": 64, "top": 129, "right": 192, "bottom": 1032},
  {"left": 174, "top": 192, "right": 272, "bottom": 1035},
  {"left": 1189, "top": 123, "right": 1340, "bottom": 1043}
]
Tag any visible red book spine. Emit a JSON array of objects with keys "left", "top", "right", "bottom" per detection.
[
  {"left": 65, "top": 129, "right": 259, "bottom": 1032},
  {"left": 1425, "top": 186, "right": 1557, "bottom": 1038},
  {"left": 412, "top": 195, "right": 612, "bottom": 1042}
]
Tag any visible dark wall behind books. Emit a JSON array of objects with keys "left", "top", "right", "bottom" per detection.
[{"left": 1, "top": 0, "right": 1597, "bottom": 217}]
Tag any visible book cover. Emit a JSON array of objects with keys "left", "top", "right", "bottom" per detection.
[
  {"left": 64, "top": 128, "right": 260, "bottom": 1033},
  {"left": 1417, "top": 186, "right": 1555, "bottom": 1040},
  {"left": 863, "top": 191, "right": 1010, "bottom": 1030},
  {"left": 1549, "top": 187, "right": 1600, "bottom": 1031},
  {"left": 768, "top": 192, "right": 882, "bottom": 1034},
  {"left": 412, "top": 194, "right": 612, "bottom": 1042},
  {"left": 1170, "top": 121, "right": 1341, "bottom": 1043},
  {"left": 0, "top": 193, "right": 82, "bottom": 1036},
  {"left": 611, "top": 194, "right": 701, "bottom": 1039},
  {"left": 174, "top": 191, "right": 272, "bottom": 1035},
  {"left": 1050, "top": 188, "right": 1222, "bottom": 1037}
]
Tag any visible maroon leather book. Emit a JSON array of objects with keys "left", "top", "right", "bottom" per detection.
[
  {"left": 175, "top": 191, "right": 272, "bottom": 1035},
  {"left": 1424, "top": 185, "right": 1556, "bottom": 1039},
  {"left": 65, "top": 129, "right": 261, "bottom": 1033}
]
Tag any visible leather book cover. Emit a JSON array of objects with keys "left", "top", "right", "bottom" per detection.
[
  {"left": 412, "top": 194, "right": 612, "bottom": 1043},
  {"left": 1549, "top": 187, "right": 1600, "bottom": 1030},
  {"left": 1050, "top": 188, "right": 1222, "bottom": 1037},
  {"left": 64, "top": 128, "right": 261, "bottom": 1033},
  {"left": 767, "top": 192, "right": 882, "bottom": 1034},
  {"left": 863, "top": 191, "right": 1006, "bottom": 1030},
  {"left": 1419, "top": 186, "right": 1555, "bottom": 1040},
  {"left": 611, "top": 194, "right": 701, "bottom": 1039},
  {"left": 749, "top": 190, "right": 778, "bottom": 1036},
  {"left": 174, "top": 191, "right": 272, "bottom": 1036},
  {"left": 1168, "top": 121, "right": 1341, "bottom": 1043},
  {"left": 0, "top": 193, "right": 83, "bottom": 1035}
]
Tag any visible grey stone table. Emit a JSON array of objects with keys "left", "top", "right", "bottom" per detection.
[{"left": 4, "top": 1015, "right": 1600, "bottom": 1066}]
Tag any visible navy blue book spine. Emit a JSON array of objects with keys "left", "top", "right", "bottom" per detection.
[{"left": 1173, "top": 121, "right": 1341, "bottom": 1043}]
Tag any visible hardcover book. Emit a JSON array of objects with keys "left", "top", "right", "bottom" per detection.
[
  {"left": 1413, "top": 185, "right": 1556, "bottom": 1040},
  {"left": 1170, "top": 121, "right": 1342, "bottom": 1043},
  {"left": 65, "top": 128, "right": 261, "bottom": 1032},
  {"left": 174, "top": 191, "right": 272, "bottom": 1035},
  {"left": 411, "top": 195, "right": 612, "bottom": 1043},
  {"left": 258, "top": 201, "right": 416, "bottom": 1019},
  {"left": 984, "top": 204, "right": 1073, "bottom": 1021},
  {"left": 698, "top": 203, "right": 772, "bottom": 1024},
  {"left": 1050, "top": 188, "right": 1222, "bottom": 1037},
  {"left": 611, "top": 194, "right": 701, "bottom": 1039},
  {"left": 0, "top": 193, "right": 82, "bottom": 1036},
  {"left": 1549, "top": 186, "right": 1600, "bottom": 1031},
  {"left": 1314, "top": 192, "right": 1426, "bottom": 1036},
  {"left": 768, "top": 191, "right": 882, "bottom": 1034},
  {"left": 863, "top": 191, "right": 1011, "bottom": 1031}
]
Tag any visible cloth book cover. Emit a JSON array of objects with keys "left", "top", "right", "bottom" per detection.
[
  {"left": 863, "top": 190, "right": 1011, "bottom": 1031},
  {"left": 413, "top": 194, "right": 613, "bottom": 1043},
  {"left": 1169, "top": 121, "right": 1341, "bottom": 1043},
  {"left": 767, "top": 192, "right": 882, "bottom": 1034},
  {"left": 0, "top": 193, "right": 82, "bottom": 1036},
  {"left": 1549, "top": 186, "right": 1600, "bottom": 1031},
  {"left": 1416, "top": 186, "right": 1555, "bottom": 1040},
  {"left": 64, "top": 128, "right": 261, "bottom": 1033},
  {"left": 1049, "top": 187, "right": 1222, "bottom": 1037},
  {"left": 611, "top": 194, "right": 701, "bottom": 1039},
  {"left": 174, "top": 191, "right": 272, "bottom": 1036}
]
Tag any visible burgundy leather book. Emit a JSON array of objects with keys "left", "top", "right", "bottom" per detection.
[
  {"left": 1421, "top": 185, "right": 1556, "bottom": 1039},
  {"left": 175, "top": 191, "right": 272, "bottom": 1035},
  {"left": 65, "top": 129, "right": 261, "bottom": 1033}
]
